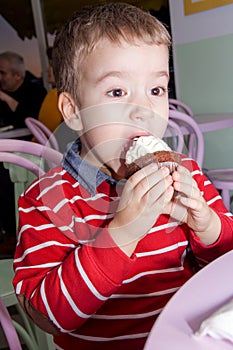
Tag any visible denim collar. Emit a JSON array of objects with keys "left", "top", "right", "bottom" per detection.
[{"left": 62, "top": 139, "right": 117, "bottom": 196}]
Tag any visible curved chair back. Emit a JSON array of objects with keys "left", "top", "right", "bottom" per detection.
[
  {"left": 165, "top": 118, "right": 184, "bottom": 154},
  {"left": 169, "top": 109, "right": 205, "bottom": 168},
  {"left": 168, "top": 102, "right": 233, "bottom": 210},
  {"left": 0, "top": 140, "right": 58, "bottom": 350},
  {"left": 0, "top": 138, "right": 63, "bottom": 170},
  {"left": 0, "top": 139, "right": 63, "bottom": 227},
  {"left": 169, "top": 98, "right": 194, "bottom": 117},
  {"left": 0, "top": 152, "right": 43, "bottom": 177},
  {"left": 25, "top": 117, "right": 60, "bottom": 151}
]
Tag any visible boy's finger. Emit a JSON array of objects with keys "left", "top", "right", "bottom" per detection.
[
  {"left": 173, "top": 181, "right": 202, "bottom": 201},
  {"left": 127, "top": 162, "right": 160, "bottom": 184}
]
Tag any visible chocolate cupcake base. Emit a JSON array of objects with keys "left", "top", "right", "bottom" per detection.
[{"left": 126, "top": 151, "right": 181, "bottom": 178}]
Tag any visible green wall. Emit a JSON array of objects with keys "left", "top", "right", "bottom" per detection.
[{"left": 175, "top": 34, "right": 233, "bottom": 168}]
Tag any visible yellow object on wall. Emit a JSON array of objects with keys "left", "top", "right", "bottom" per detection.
[{"left": 184, "top": 0, "right": 233, "bottom": 15}]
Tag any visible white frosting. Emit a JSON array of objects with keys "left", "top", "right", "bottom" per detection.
[{"left": 125, "top": 136, "right": 171, "bottom": 165}]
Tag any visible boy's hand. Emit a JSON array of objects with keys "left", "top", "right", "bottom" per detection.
[
  {"left": 165, "top": 166, "right": 221, "bottom": 246},
  {"left": 108, "top": 163, "right": 173, "bottom": 256}
]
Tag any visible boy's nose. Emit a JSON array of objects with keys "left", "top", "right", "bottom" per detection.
[{"left": 129, "top": 104, "right": 154, "bottom": 122}]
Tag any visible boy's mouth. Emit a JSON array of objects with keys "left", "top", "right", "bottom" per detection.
[
  {"left": 122, "top": 134, "right": 151, "bottom": 160},
  {"left": 128, "top": 132, "right": 151, "bottom": 145}
]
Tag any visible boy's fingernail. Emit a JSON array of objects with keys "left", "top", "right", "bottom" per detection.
[
  {"left": 168, "top": 175, "right": 173, "bottom": 183},
  {"left": 162, "top": 167, "right": 169, "bottom": 175}
]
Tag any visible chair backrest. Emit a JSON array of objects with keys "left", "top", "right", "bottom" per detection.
[
  {"left": 0, "top": 139, "right": 63, "bottom": 169},
  {"left": 169, "top": 98, "right": 194, "bottom": 117},
  {"left": 168, "top": 109, "right": 205, "bottom": 168},
  {"left": 0, "top": 152, "right": 43, "bottom": 177},
  {"left": 25, "top": 117, "right": 60, "bottom": 151},
  {"left": 164, "top": 119, "right": 184, "bottom": 153},
  {"left": 0, "top": 296, "right": 22, "bottom": 350},
  {"left": 0, "top": 139, "right": 63, "bottom": 228}
]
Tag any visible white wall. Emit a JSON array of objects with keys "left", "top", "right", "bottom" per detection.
[{"left": 169, "top": 0, "right": 233, "bottom": 98}]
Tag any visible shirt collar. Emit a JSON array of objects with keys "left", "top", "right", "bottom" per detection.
[{"left": 62, "top": 139, "right": 117, "bottom": 196}]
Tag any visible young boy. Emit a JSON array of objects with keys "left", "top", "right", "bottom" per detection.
[{"left": 13, "top": 3, "right": 233, "bottom": 350}]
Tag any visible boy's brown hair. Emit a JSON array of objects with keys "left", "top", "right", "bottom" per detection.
[{"left": 53, "top": 2, "right": 171, "bottom": 103}]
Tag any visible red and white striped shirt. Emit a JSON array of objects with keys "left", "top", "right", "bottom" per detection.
[{"left": 13, "top": 142, "right": 233, "bottom": 350}]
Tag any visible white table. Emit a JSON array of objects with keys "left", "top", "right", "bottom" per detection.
[
  {"left": 144, "top": 250, "right": 233, "bottom": 350},
  {"left": 0, "top": 128, "right": 31, "bottom": 139}
]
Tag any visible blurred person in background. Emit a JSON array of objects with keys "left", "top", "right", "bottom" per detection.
[
  {"left": 0, "top": 51, "right": 46, "bottom": 251},
  {"left": 0, "top": 51, "right": 47, "bottom": 129}
]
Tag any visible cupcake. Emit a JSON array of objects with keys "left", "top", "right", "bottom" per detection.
[{"left": 125, "top": 136, "right": 181, "bottom": 178}]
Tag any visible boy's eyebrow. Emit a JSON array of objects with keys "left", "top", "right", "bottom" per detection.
[
  {"left": 94, "top": 71, "right": 127, "bottom": 85},
  {"left": 153, "top": 71, "right": 169, "bottom": 79},
  {"left": 95, "top": 70, "right": 169, "bottom": 85}
]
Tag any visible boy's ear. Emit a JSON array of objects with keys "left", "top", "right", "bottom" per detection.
[{"left": 58, "top": 92, "right": 83, "bottom": 131}]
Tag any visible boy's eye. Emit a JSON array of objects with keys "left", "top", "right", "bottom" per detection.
[
  {"left": 107, "top": 89, "right": 126, "bottom": 97},
  {"left": 151, "top": 87, "right": 166, "bottom": 96}
]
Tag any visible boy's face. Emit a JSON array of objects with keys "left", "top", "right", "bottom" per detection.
[{"left": 72, "top": 39, "right": 169, "bottom": 179}]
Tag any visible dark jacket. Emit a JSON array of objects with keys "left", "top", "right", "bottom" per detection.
[{"left": 0, "top": 71, "right": 47, "bottom": 128}]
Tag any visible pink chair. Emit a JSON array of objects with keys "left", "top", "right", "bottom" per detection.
[
  {"left": 25, "top": 117, "right": 60, "bottom": 151},
  {"left": 204, "top": 169, "right": 233, "bottom": 210},
  {"left": 169, "top": 98, "right": 194, "bottom": 117},
  {"left": 0, "top": 296, "right": 22, "bottom": 350},
  {"left": 169, "top": 100, "right": 233, "bottom": 210},
  {"left": 168, "top": 109, "right": 205, "bottom": 168},
  {"left": 165, "top": 118, "right": 184, "bottom": 153},
  {"left": 0, "top": 138, "right": 63, "bottom": 170},
  {"left": 0, "top": 151, "right": 43, "bottom": 177},
  {"left": 0, "top": 140, "right": 61, "bottom": 349},
  {"left": 1, "top": 139, "right": 63, "bottom": 225}
]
